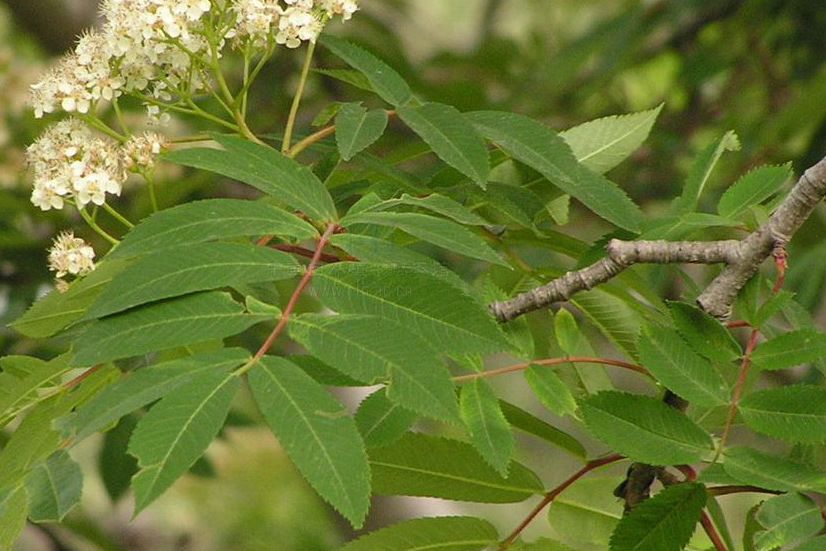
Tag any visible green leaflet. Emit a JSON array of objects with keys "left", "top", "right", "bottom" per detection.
[
  {"left": 340, "top": 516, "right": 499, "bottom": 551},
  {"left": 369, "top": 432, "right": 543, "bottom": 503},
  {"left": 249, "top": 357, "right": 371, "bottom": 528},
  {"left": 355, "top": 389, "right": 417, "bottom": 448},
  {"left": 289, "top": 314, "right": 459, "bottom": 422},
  {"left": 524, "top": 366, "right": 578, "bottom": 417},
  {"left": 10, "top": 258, "right": 130, "bottom": 338},
  {"left": 667, "top": 301, "right": 741, "bottom": 364},
  {"left": 459, "top": 379, "right": 515, "bottom": 476},
  {"left": 342, "top": 211, "right": 507, "bottom": 266},
  {"left": 109, "top": 198, "right": 318, "bottom": 260},
  {"left": 548, "top": 476, "right": 624, "bottom": 549},
  {"left": 554, "top": 308, "right": 613, "bottom": 394},
  {"left": 609, "top": 482, "right": 706, "bottom": 551},
  {"left": 751, "top": 328, "right": 826, "bottom": 371},
  {"left": 0, "top": 355, "right": 71, "bottom": 427},
  {"left": 0, "top": 485, "right": 27, "bottom": 551},
  {"left": 739, "top": 385, "right": 826, "bottom": 442},
  {"left": 335, "top": 102, "right": 388, "bottom": 160},
  {"left": 164, "top": 135, "right": 337, "bottom": 222},
  {"left": 722, "top": 447, "right": 826, "bottom": 494},
  {"left": 398, "top": 102, "right": 490, "bottom": 189},
  {"left": 498, "top": 400, "right": 587, "bottom": 459},
  {"left": 329, "top": 233, "right": 470, "bottom": 290},
  {"left": 365, "top": 193, "right": 488, "bottom": 226},
  {"left": 0, "top": 367, "right": 114, "bottom": 492},
  {"left": 319, "top": 35, "right": 413, "bottom": 107},
  {"left": 717, "top": 163, "right": 791, "bottom": 219},
  {"left": 580, "top": 391, "right": 714, "bottom": 465},
  {"left": 560, "top": 104, "right": 662, "bottom": 174},
  {"left": 753, "top": 493, "right": 824, "bottom": 551},
  {"left": 312, "top": 263, "right": 511, "bottom": 355},
  {"left": 25, "top": 451, "right": 83, "bottom": 522},
  {"left": 673, "top": 130, "right": 740, "bottom": 214},
  {"left": 62, "top": 348, "right": 250, "bottom": 442},
  {"left": 87, "top": 242, "right": 301, "bottom": 319},
  {"left": 128, "top": 367, "right": 240, "bottom": 513},
  {"left": 99, "top": 416, "right": 139, "bottom": 502},
  {"left": 71, "top": 292, "right": 268, "bottom": 366},
  {"left": 637, "top": 325, "right": 730, "bottom": 407},
  {"left": 467, "top": 110, "right": 642, "bottom": 232}
]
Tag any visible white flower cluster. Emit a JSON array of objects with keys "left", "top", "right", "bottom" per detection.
[
  {"left": 48, "top": 231, "right": 96, "bottom": 278},
  {"left": 30, "top": 0, "right": 359, "bottom": 120},
  {"left": 123, "top": 132, "right": 169, "bottom": 171},
  {"left": 233, "top": 0, "right": 358, "bottom": 49},
  {"left": 26, "top": 119, "right": 126, "bottom": 211}
]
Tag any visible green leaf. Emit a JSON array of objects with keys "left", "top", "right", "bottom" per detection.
[
  {"left": 510, "top": 538, "right": 578, "bottom": 551},
  {"left": 72, "top": 292, "right": 267, "bottom": 366},
  {"left": 62, "top": 349, "right": 249, "bottom": 442},
  {"left": 717, "top": 164, "right": 791, "bottom": 219},
  {"left": 723, "top": 447, "right": 826, "bottom": 494},
  {"left": 336, "top": 102, "right": 388, "bottom": 160},
  {"left": 751, "top": 329, "right": 826, "bottom": 371},
  {"left": 609, "top": 482, "right": 706, "bottom": 551},
  {"left": 673, "top": 130, "right": 740, "bottom": 214},
  {"left": 525, "top": 366, "right": 578, "bottom": 417},
  {"left": 0, "top": 485, "right": 27, "bottom": 550},
  {"left": 249, "top": 357, "right": 370, "bottom": 528},
  {"left": 467, "top": 111, "right": 642, "bottom": 232},
  {"left": 637, "top": 325, "right": 730, "bottom": 407},
  {"left": 369, "top": 432, "right": 543, "bottom": 503},
  {"left": 753, "top": 493, "right": 824, "bottom": 551},
  {"left": 312, "top": 68, "right": 374, "bottom": 95},
  {"left": 0, "top": 368, "right": 116, "bottom": 492},
  {"left": 667, "top": 301, "right": 741, "bottom": 363},
  {"left": 499, "top": 400, "right": 586, "bottom": 459},
  {"left": 99, "top": 416, "right": 139, "bottom": 502},
  {"left": 561, "top": 104, "right": 663, "bottom": 174},
  {"left": 128, "top": 367, "right": 239, "bottom": 512},
  {"left": 312, "top": 263, "right": 510, "bottom": 354},
  {"left": 319, "top": 35, "right": 413, "bottom": 107},
  {"left": 355, "top": 389, "right": 417, "bottom": 448},
  {"left": 398, "top": 103, "right": 490, "bottom": 188},
  {"left": 0, "top": 355, "right": 71, "bottom": 426},
  {"left": 555, "top": 308, "right": 613, "bottom": 394},
  {"left": 571, "top": 289, "right": 641, "bottom": 363},
  {"left": 25, "top": 451, "right": 83, "bottom": 522},
  {"left": 580, "top": 391, "right": 714, "bottom": 465},
  {"left": 329, "top": 234, "right": 470, "bottom": 292},
  {"left": 164, "top": 135, "right": 337, "bottom": 222},
  {"left": 289, "top": 314, "right": 459, "bottom": 422},
  {"left": 369, "top": 193, "right": 488, "bottom": 226},
  {"left": 342, "top": 211, "right": 506, "bottom": 266},
  {"left": 793, "top": 536, "right": 826, "bottom": 551},
  {"left": 460, "top": 379, "right": 514, "bottom": 476},
  {"left": 88, "top": 242, "right": 301, "bottom": 318},
  {"left": 10, "top": 259, "right": 130, "bottom": 337},
  {"left": 109, "top": 198, "right": 318, "bottom": 259},
  {"left": 547, "top": 476, "right": 624, "bottom": 549},
  {"left": 340, "top": 516, "right": 498, "bottom": 551},
  {"left": 740, "top": 385, "right": 826, "bottom": 442}
]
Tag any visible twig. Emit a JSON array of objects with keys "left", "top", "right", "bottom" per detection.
[
  {"left": 490, "top": 156, "right": 826, "bottom": 322},
  {"left": 701, "top": 511, "right": 729, "bottom": 551},
  {"left": 452, "top": 356, "right": 648, "bottom": 383},
  {"left": 498, "top": 454, "right": 624, "bottom": 550},
  {"left": 251, "top": 223, "right": 338, "bottom": 362}
]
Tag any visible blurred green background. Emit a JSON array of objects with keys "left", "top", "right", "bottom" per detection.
[{"left": 1, "top": 1, "right": 824, "bottom": 549}]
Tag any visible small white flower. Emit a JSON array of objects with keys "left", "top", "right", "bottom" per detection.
[
  {"left": 276, "top": 6, "right": 323, "bottom": 48},
  {"left": 48, "top": 231, "right": 96, "bottom": 278},
  {"left": 26, "top": 119, "right": 126, "bottom": 210},
  {"left": 123, "top": 131, "right": 168, "bottom": 170}
]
